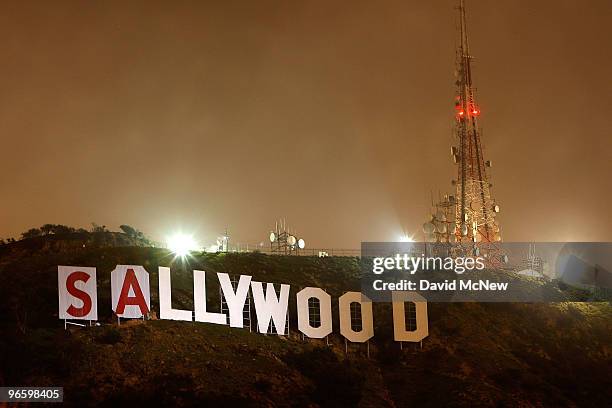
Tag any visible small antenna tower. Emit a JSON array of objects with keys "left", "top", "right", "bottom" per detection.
[{"left": 269, "top": 219, "right": 306, "bottom": 255}]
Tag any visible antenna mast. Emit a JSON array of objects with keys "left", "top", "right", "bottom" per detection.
[{"left": 452, "top": 0, "right": 501, "bottom": 243}]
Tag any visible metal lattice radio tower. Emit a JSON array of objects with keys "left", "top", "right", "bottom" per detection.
[
  {"left": 424, "top": 0, "right": 506, "bottom": 264},
  {"left": 452, "top": 0, "right": 501, "bottom": 244}
]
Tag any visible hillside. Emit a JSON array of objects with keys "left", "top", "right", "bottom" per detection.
[{"left": 0, "top": 241, "right": 610, "bottom": 407}]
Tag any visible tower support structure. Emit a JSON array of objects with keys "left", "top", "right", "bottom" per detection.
[
  {"left": 451, "top": 0, "right": 501, "bottom": 244},
  {"left": 424, "top": 0, "right": 505, "bottom": 264}
]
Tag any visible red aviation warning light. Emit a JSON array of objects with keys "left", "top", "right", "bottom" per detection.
[
  {"left": 454, "top": 95, "right": 481, "bottom": 119},
  {"left": 454, "top": 97, "right": 465, "bottom": 119}
]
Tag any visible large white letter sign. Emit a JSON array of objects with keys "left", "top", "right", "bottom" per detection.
[
  {"left": 193, "top": 270, "right": 226, "bottom": 325},
  {"left": 217, "top": 273, "right": 251, "bottom": 328},
  {"left": 58, "top": 266, "right": 98, "bottom": 320},
  {"left": 251, "top": 281, "right": 290, "bottom": 334},
  {"left": 296, "top": 287, "right": 332, "bottom": 338},
  {"left": 111, "top": 265, "right": 150, "bottom": 319},
  {"left": 391, "top": 291, "right": 428, "bottom": 342},
  {"left": 159, "top": 267, "right": 192, "bottom": 321},
  {"left": 338, "top": 292, "right": 374, "bottom": 343}
]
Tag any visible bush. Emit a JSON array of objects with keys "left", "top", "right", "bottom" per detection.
[
  {"left": 96, "top": 326, "right": 122, "bottom": 345},
  {"left": 284, "top": 347, "right": 363, "bottom": 407}
]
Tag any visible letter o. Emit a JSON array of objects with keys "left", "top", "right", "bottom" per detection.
[
  {"left": 339, "top": 292, "right": 374, "bottom": 343},
  {"left": 296, "top": 287, "right": 332, "bottom": 338}
]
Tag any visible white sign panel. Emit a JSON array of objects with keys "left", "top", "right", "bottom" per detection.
[
  {"left": 251, "top": 281, "right": 290, "bottom": 334},
  {"left": 159, "top": 267, "right": 192, "bottom": 321},
  {"left": 218, "top": 273, "right": 251, "bottom": 328},
  {"left": 392, "top": 291, "right": 429, "bottom": 342},
  {"left": 58, "top": 265, "right": 97, "bottom": 320},
  {"left": 339, "top": 291, "right": 374, "bottom": 343},
  {"left": 296, "top": 287, "right": 332, "bottom": 338},
  {"left": 111, "top": 265, "right": 150, "bottom": 318},
  {"left": 193, "top": 270, "right": 227, "bottom": 325}
]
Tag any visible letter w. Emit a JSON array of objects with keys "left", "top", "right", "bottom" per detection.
[{"left": 251, "top": 281, "right": 290, "bottom": 335}]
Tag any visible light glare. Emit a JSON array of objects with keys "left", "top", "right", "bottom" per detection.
[
  {"left": 399, "top": 234, "right": 414, "bottom": 243},
  {"left": 167, "top": 233, "right": 198, "bottom": 256}
]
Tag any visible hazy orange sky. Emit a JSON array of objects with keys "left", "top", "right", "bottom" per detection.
[{"left": 1, "top": 0, "right": 611, "bottom": 248}]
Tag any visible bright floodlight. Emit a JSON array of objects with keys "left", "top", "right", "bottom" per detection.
[
  {"left": 399, "top": 234, "right": 414, "bottom": 243},
  {"left": 167, "top": 233, "right": 198, "bottom": 257}
]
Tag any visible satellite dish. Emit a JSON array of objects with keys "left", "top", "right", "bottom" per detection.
[
  {"left": 435, "top": 211, "right": 446, "bottom": 222},
  {"left": 298, "top": 238, "right": 305, "bottom": 249},
  {"left": 288, "top": 235, "right": 297, "bottom": 246},
  {"left": 493, "top": 205, "right": 500, "bottom": 213},
  {"left": 423, "top": 222, "right": 435, "bottom": 234},
  {"left": 269, "top": 232, "right": 276, "bottom": 242}
]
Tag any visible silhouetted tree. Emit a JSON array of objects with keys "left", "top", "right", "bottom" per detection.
[
  {"left": 21, "top": 228, "right": 42, "bottom": 239},
  {"left": 90, "top": 223, "right": 108, "bottom": 233},
  {"left": 119, "top": 224, "right": 138, "bottom": 237},
  {"left": 32, "top": 224, "right": 76, "bottom": 236},
  {"left": 119, "top": 224, "right": 151, "bottom": 245},
  {"left": 52, "top": 225, "right": 75, "bottom": 234},
  {"left": 40, "top": 224, "right": 55, "bottom": 235}
]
